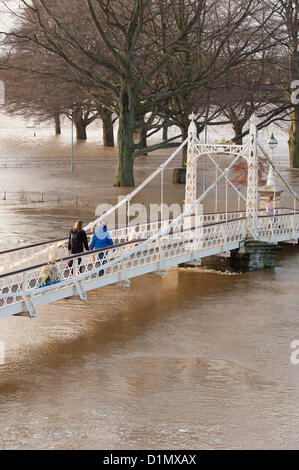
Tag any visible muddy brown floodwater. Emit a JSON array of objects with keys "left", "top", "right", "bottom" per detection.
[{"left": 0, "top": 124, "right": 299, "bottom": 449}]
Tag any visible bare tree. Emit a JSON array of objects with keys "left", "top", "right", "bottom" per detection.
[
  {"left": 0, "top": 47, "right": 111, "bottom": 141},
  {"left": 0, "top": 0, "right": 282, "bottom": 185},
  {"left": 277, "top": 0, "right": 299, "bottom": 167},
  {"left": 220, "top": 52, "right": 287, "bottom": 144}
]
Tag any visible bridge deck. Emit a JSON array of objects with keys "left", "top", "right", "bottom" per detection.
[{"left": 0, "top": 210, "right": 298, "bottom": 319}]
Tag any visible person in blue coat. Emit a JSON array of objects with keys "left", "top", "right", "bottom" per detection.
[{"left": 90, "top": 223, "right": 114, "bottom": 276}]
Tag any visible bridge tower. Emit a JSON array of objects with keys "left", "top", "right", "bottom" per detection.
[
  {"left": 184, "top": 112, "right": 260, "bottom": 237},
  {"left": 184, "top": 113, "right": 198, "bottom": 211},
  {"left": 246, "top": 114, "right": 259, "bottom": 235}
]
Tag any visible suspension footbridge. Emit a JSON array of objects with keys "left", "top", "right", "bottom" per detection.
[{"left": 0, "top": 114, "right": 298, "bottom": 319}]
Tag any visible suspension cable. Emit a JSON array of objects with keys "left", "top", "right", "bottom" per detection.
[
  {"left": 203, "top": 149, "right": 247, "bottom": 202},
  {"left": 258, "top": 142, "right": 299, "bottom": 203},
  {"left": 85, "top": 137, "right": 189, "bottom": 231},
  {"left": 226, "top": 175, "right": 228, "bottom": 222}
]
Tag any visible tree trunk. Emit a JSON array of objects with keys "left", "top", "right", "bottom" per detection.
[
  {"left": 54, "top": 113, "right": 61, "bottom": 135},
  {"left": 289, "top": 40, "right": 299, "bottom": 167},
  {"left": 139, "top": 127, "right": 148, "bottom": 155},
  {"left": 74, "top": 114, "right": 87, "bottom": 141},
  {"left": 102, "top": 111, "right": 114, "bottom": 147},
  {"left": 114, "top": 85, "right": 135, "bottom": 187},
  {"left": 232, "top": 121, "right": 243, "bottom": 145},
  {"left": 289, "top": 106, "right": 299, "bottom": 167},
  {"left": 163, "top": 125, "right": 168, "bottom": 141}
]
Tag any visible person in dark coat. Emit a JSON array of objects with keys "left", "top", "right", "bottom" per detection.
[{"left": 68, "top": 220, "right": 89, "bottom": 272}]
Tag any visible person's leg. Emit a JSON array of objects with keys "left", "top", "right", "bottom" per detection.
[
  {"left": 68, "top": 259, "right": 73, "bottom": 276},
  {"left": 78, "top": 257, "right": 83, "bottom": 273},
  {"left": 98, "top": 252, "right": 104, "bottom": 276}
]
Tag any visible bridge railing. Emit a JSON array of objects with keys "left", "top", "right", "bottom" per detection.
[
  {"left": 256, "top": 212, "right": 299, "bottom": 243},
  {"left": 0, "top": 217, "right": 247, "bottom": 313},
  {"left": 0, "top": 218, "right": 178, "bottom": 275},
  {"left": 0, "top": 207, "right": 297, "bottom": 277},
  {"left": 0, "top": 238, "right": 145, "bottom": 310},
  {"left": 0, "top": 211, "right": 243, "bottom": 275}
]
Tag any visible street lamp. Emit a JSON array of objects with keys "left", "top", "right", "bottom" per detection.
[
  {"left": 258, "top": 131, "right": 282, "bottom": 211},
  {"left": 266, "top": 132, "right": 278, "bottom": 186}
]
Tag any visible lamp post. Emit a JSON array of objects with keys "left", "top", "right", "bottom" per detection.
[
  {"left": 267, "top": 132, "right": 278, "bottom": 214},
  {"left": 266, "top": 132, "right": 278, "bottom": 186},
  {"left": 258, "top": 131, "right": 282, "bottom": 211}
]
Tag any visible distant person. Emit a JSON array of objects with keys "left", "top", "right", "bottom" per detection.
[
  {"left": 68, "top": 220, "right": 89, "bottom": 272},
  {"left": 265, "top": 196, "right": 274, "bottom": 216},
  {"left": 90, "top": 223, "right": 114, "bottom": 276}
]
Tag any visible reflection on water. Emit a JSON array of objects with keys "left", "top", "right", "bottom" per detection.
[
  {"left": 0, "top": 125, "right": 299, "bottom": 449},
  {"left": 1, "top": 261, "right": 299, "bottom": 450}
]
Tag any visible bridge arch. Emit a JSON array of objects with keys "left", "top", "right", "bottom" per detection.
[{"left": 185, "top": 114, "right": 259, "bottom": 235}]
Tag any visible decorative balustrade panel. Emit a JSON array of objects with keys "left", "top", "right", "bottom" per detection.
[
  {"left": 0, "top": 218, "right": 247, "bottom": 311},
  {"left": 257, "top": 214, "right": 299, "bottom": 242},
  {"left": 0, "top": 219, "right": 175, "bottom": 275},
  {"left": 195, "top": 144, "right": 245, "bottom": 157},
  {"left": 0, "top": 240, "right": 142, "bottom": 309},
  {"left": 0, "top": 242, "right": 68, "bottom": 275},
  {"left": 0, "top": 210, "right": 296, "bottom": 287}
]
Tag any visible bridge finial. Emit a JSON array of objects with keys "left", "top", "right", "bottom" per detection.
[
  {"left": 249, "top": 113, "right": 259, "bottom": 126},
  {"left": 189, "top": 112, "right": 197, "bottom": 121},
  {"left": 188, "top": 112, "right": 198, "bottom": 137},
  {"left": 249, "top": 112, "right": 258, "bottom": 135}
]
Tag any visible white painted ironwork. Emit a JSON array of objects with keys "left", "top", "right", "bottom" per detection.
[
  {"left": 1, "top": 114, "right": 299, "bottom": 319},
  {"left": 195, "top": 143, "right": 246, "bottom": 157},
  {"left": 185, "top": 115, "right": 198, "bottom": 209},
  {"left": 0, "top": 217, "right": 247, "bottom": 318},
  {"left": 256, "top": 212, "right": 299, "bottom": 244},
  {"left": 246, "top": 113, "right": 259, "bottom": 235},
  {"left": 267, "top": 166, "right": 275, "bottom": 187}
]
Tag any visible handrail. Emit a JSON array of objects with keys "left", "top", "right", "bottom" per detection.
[
  {"left": 0, "top": 211, "right": 245, "bottom": 255},
  {"left": 0, "top": 238, "right": 146, "bottom": 280},
  {"left": 0, "top": 236, "right": 69, "bottom": 256},
  {"left": 0, "top": 217, "right": 248, "bottom": 282},
  {"left": 0, "top": 207, "right": 296, "bottom": 257},
  {"left": 203, "top": 207, "right": 298, "bottom": 216},
  {"left": 257, "top": 212, "right": 299, "bottom": 219},
  {"left": 0, "top": 218, "right": 248, "bottom": 300},
  {"left": 0, "top": 232, "right": 94, "bottom": 255}
]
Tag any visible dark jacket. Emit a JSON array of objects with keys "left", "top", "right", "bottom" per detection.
[{"left": 68, "top": 229, "right": 89, "bottom": 254}]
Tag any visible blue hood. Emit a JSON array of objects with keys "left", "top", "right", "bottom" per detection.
[
  {"left": 90, "top": 225, "right": 114, "bottom": 251},
  {"left": 95, "top": 226, "right": 107, "bottom": 239}
]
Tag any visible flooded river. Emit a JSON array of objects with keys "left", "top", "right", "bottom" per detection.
[{"left": 0, "top": 121, "right": 299, "bottom": 449}]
